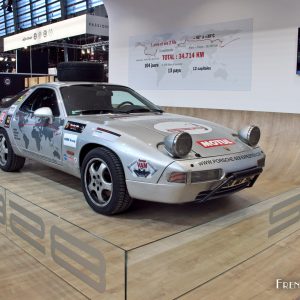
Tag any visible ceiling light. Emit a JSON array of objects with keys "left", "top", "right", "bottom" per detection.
[
  {"left": 11, "top": 57, "right": 16, "bottom": 62},
  {"left": 0, "top": 57, "right": 4, "bottom": 61}
]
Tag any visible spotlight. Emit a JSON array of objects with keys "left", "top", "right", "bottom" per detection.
[
  {"left": 86, "top": 48, "right": 90, "bottom": 54},
  {"left": 0, "top": 57, "right": 4, "bottom": 61},
  {"left": 81, "top": 49, "right": 85, "bottom": 54},
  {"left": 4, "top": 57, "right": 8, "bottom": 61},
  {"left": 11, "top": 57, "right": 16, "bottom": 62}
]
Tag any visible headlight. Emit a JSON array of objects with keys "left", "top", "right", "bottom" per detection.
[
  {"left": 238, "top": 125, "right": 261, "bottom": 147},
  {"left": 191, "top": 169, "right": 223, "bottom": 183},
  {"left": 167, "top": 169, "right": 222, "bottom": 183},
  {"left": 164, "top": 132, "right": 192, "bottom": 158}
]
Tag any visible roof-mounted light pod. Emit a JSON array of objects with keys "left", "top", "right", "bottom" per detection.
[
  {"left": 164, "top": 132, "right": 193, "bottom": 158},
  {"left": 238, "top": 125, "right": 261, "bottom": 147}
]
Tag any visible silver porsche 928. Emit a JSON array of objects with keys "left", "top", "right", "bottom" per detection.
[{"left": 0, "top": 82, "right": 265, "bottom": 215}]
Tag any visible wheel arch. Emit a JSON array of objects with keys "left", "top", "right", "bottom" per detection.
[{"left": 79, "top": 143, "right": 123, "bottom": 169}]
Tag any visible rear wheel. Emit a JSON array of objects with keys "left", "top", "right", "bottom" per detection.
[
  {"left": 81, "top": 147, "right": 132, "bottom": 215},
  {"left": 0, "top": 129, "right": 25, "bottom": 172}
]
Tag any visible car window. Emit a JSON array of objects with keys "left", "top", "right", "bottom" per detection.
[
  {"left": 0, "top": 89, "right": 28, "bottom": 108},
  {"left": 60, "top": 85, "right": 161, "bottom": 116},
  {"left": 20, "top": 88, "right": 60, "bottom": 117},
  {"left": 111, "top": 91, "right": 146, "bottom": 107}
]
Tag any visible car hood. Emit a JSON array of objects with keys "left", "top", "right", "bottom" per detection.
[{"left": 72, "top": 113, "right": 251, "bottom": 158}]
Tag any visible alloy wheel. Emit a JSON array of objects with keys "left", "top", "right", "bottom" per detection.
[{"left": 84, "top": 158, "right": 113, "bottom": 207}]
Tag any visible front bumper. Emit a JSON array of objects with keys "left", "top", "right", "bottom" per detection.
[
  {"left": 126, "top": 166, "right": 263, "bottom": 204},
  {"left": 126, "top": 148, "right": 265, "bottom": 204}
]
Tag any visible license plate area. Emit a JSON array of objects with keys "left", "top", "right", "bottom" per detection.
[{"left": 223, "top": 176, "right": 254, "bottom": 188}]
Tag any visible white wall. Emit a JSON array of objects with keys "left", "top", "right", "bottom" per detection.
[{"left": 104, "top": 0, "right": 300, "bottom": 113}]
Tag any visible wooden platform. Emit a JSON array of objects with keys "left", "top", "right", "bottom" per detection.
[{"left": 0, "top": 108, "right": 299, "bottom": 299}]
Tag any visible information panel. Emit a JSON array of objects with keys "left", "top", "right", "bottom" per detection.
[{"left": 129, "top": 19, "right": 253, "bottom": 90}]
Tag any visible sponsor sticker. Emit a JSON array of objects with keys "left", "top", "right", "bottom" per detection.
[
  {"left": 13, "top": 128, "right": 21, "bottom": 141},
  {"left": 63, "top": 133, "right": 78, "bottom": 148},
  {"left": 92, "top": 128, "right": 120, "bottom": 142},
  {"left": 63, "top": 153, "right": 77, "bottom": 163},
  {"left": 4, "top": 115, "right": 12, "bottom": 128},
  {"left": 198, "top": 151, "right": 262, "bottom": 166},
  {"left": 8, "top": 105, "right": 17, "bottom": 115},
  {"left": 154, "top": 122, "right": 212, "bottom": 134},
  {"left": 64, "top": 121, "right": 86, "bottom": 133},
  {"left": 0, "top": 111, "right": 7, "bottom": 123},
  {"left": 197, "top": 138, "right": 235, "bottom": 148},
  {"left": 17, "top": 91, "right": 31, "bottom": 103},
  {"left": 128, "top": 159, "right": 157, "bottom": 178}
]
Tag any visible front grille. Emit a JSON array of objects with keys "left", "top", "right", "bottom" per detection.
[
  {"left": 195, "top": 181, "right": 250, "bottom": 201},
  {"left": 195, "top": 167, "right": 263, "bottom": 203}
]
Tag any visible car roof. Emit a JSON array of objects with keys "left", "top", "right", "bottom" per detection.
[{"left": 31, "top": 82, "right": 128, "bottom": 89}]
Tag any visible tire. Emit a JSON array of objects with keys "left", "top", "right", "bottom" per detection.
[
  {"left": 81, "top": 147, "right": 132, "bottom": 215},
  {"left": 0, "top": 128, "right": 25, "bottom": 172},
  {"left": 57, "top": 62, "right": 104, "bottom": 82}
]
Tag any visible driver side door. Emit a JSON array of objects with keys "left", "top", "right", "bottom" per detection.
[{"left": 12, "top": 87, "right": 64, "bottom": 165}]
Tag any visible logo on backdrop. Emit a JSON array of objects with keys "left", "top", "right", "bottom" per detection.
[
  {"left": 4, "top": 78, "right": 11, "bottom": 86},
  {"left": 33, "top": 29, "right": 54, "bottom": 41},
  {"left": 88, "top": 22, "right": 108, "bottom": 29}
]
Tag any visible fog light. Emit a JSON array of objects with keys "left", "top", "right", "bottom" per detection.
[
  {"left": 168, "top": 172, "right": 187, "bottom": 183},
  {"left": 191, "top": 169, "right": 222, "bottom": 183}
]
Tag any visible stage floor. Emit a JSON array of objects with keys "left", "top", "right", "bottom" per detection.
[{"left": 0, "top": 109, "right": 299, "bottom": 299}]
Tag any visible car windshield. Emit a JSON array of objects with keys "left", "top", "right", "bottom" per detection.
[{"left": 60, "top": 84, "right": 163, "bottom": 116}]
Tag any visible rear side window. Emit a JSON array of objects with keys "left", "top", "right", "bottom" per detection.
[
  {"left": 20, "top": 88, "right": 60, "bottom": 117},
  {"left": 0, "top": 89, "right": 28, "bottom": 108}
]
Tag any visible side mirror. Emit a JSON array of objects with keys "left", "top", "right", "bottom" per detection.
[{"left": 34, "top": 107, "right": 53, "bottom": 124}]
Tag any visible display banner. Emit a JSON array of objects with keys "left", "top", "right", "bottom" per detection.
[
  {"left": 129, "top": 19, "right": 253, "bottom": 90},
  {"left": 4, "top": 14, "right": 108, "bottom": 51}
]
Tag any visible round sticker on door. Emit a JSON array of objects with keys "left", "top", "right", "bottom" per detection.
[{"left": 154, "top": 122, "right": 212, "bottom": 134}]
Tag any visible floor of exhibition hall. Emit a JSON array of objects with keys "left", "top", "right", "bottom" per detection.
[{"left": 0, "top": 108, "right": 299, "bottom": 300}]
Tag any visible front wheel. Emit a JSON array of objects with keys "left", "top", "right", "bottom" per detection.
[
  {"left": 0, "top": 129, "right": 25, "bottom": 172},
  {"left": 81, "top": 147, "right": 132, "bottom": 215}
]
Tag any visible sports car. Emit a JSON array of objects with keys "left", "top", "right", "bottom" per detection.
[{"left": 0, "top": 79, "right": 265, "bottom": 215}]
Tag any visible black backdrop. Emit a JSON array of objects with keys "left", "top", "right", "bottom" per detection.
[
  {"left": 0, "top": 74, "right": 39, "bottom": 99},
  {"left": 17, "top": 48, "right": 48, "bottom": 74}
]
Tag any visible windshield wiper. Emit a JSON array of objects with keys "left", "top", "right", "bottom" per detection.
[
  {"left": 125, "top": 107, "right": 164, "bottom": 113},
  {"left": 71, "top": 109, "right": 128, "bottom": 115},
  {"left": 125, "top": 108, "right": 151, "bottom": 113},
  {"left": 151, "top": 108, "right": 164, "bottom": 113}
]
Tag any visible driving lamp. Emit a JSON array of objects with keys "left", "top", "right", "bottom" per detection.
[
  {"left": 238, "top": 125, "right": 261, "bottom": 147},
  {"left": 164, "top": 132, "right": 192, "bottom": 158}
]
